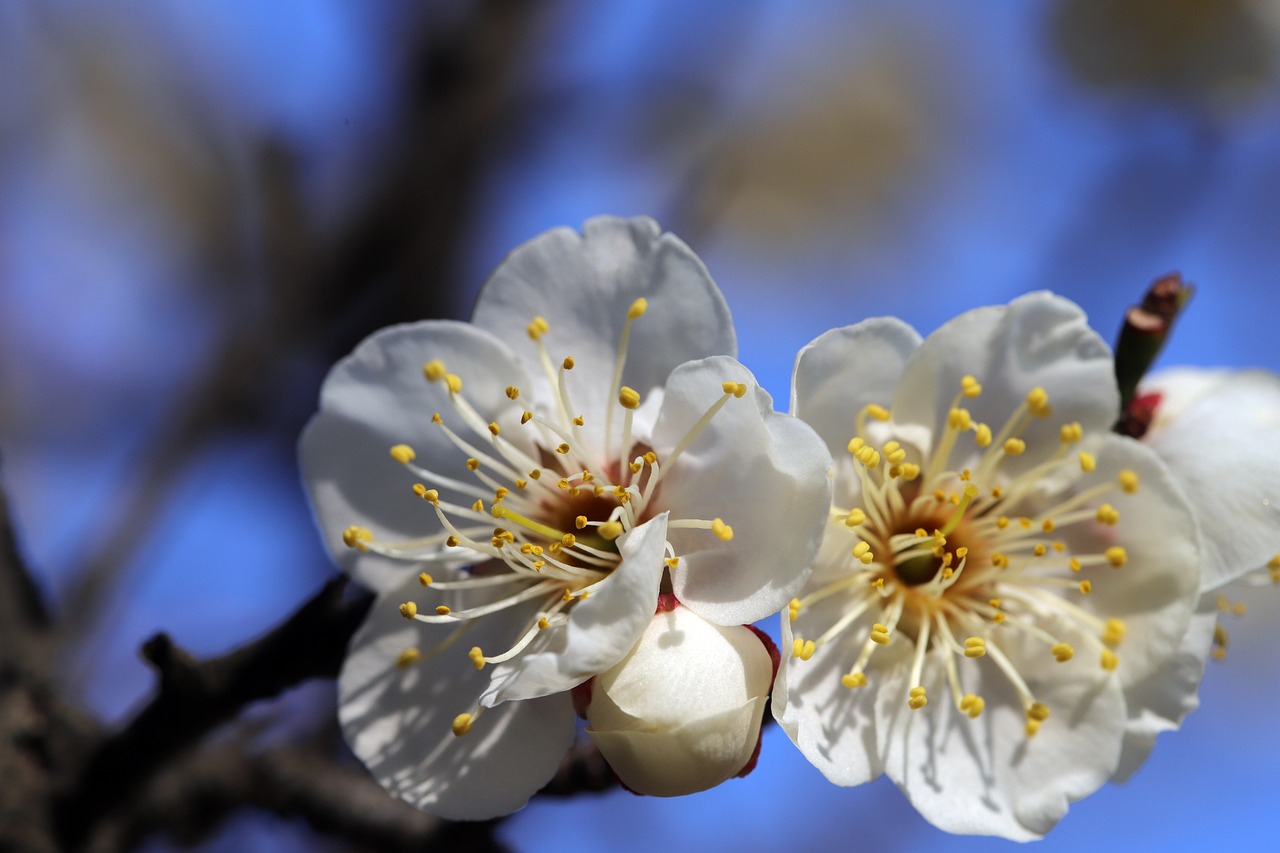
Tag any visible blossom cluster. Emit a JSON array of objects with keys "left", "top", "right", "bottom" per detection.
[{"left": 300, "top": 216, "right": 1276, "bottom": 839}]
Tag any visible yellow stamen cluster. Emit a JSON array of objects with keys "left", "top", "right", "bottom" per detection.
[{"left": 787, "top": 373, "right": 1149, "bottom": 739}]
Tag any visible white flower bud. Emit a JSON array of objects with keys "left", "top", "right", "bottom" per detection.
[{"left": 584, "top": 604, "right": 774, "bottom": 797}]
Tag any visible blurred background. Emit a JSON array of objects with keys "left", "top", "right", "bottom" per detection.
[{"left": 3, "top": 0, "right": 1279, "bottom": 849}]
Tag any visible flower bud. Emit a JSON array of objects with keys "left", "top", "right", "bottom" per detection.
[{"left": 583, "top": 603, "right": 774, "bottom": 797}]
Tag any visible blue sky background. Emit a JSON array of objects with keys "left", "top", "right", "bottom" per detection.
[{"left": 3, "top": 1, "right": 1279, "bottom": 850}]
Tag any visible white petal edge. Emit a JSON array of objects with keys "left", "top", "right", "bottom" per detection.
[
  {"left": 891, "top": 292, "right": 1118, "bottom": 474},
  {"left": 653, "top": 356, "right": 833, "bottom": 625},
  {"left": 1142, "top": 368, "right": 1280, "bottom": 589},
  {"left": 301, "top": 321, "right": 533, "bottom": 592},
  {"left": 1112, "top": 594, "right": 1216, "bottom": 783},
  {"left": 470, "top": 215, "right": 736, "bottom": 444},
  {"left": 338, "top": 574, "right": 575, "bottom": 820}
]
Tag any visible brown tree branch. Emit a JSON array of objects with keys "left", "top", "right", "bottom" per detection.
[{"left": 57, "top": 577, "right": 372, "bottom": 848}]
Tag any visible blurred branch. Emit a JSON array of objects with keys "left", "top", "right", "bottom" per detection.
[
  {"left": 0, "top": 461, "right": 49, "bottom": 647},
  {"left": 58, "top": 578, "right": 372, "bottom": 848},
  {"left": 92, "top": 739, "right": 512, "bottom": 853}
]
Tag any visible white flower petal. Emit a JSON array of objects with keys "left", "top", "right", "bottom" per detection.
[
  {"left": 1046, "top": 435, "right": 1201, "bottom": 688},
  {"left": 301, "top": 321, "right": 532, "bottom": 591},
  {"left": 1113, "top": 594, "right": 1216, "bottom": 783},
  {"left": 653, "top": 356, "right": 833, "bottom": 625},
  {"left": 585, "top": 606, "right": 773, "bottom": 797},
  {"left": 892, "top": 292, "right": 1117, "bottom": 471},
  {"left": 791, "top": 318, "right": 923, "bottom": 461},
  {"left": 470, "top": 215, "right": 735, "bottom": 447},
  {"left": 338, "top": 574, "right": 575, "bottom": 820},
  {"left": 876, "top": 653, "right": 1125, "bottom": 841},
  {"left": 774, "top": 595, "right": 904, "bottom": 787},
  {"left": 1142, "top": 368, "right": 1280, "bottom": 589},
  {"left": 481, "top": 514, "right": 669, "bottom": 705}
]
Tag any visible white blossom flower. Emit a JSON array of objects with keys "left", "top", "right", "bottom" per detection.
[
  {"left": 774, "top": 292, "right": 1202, "bottom": 840},
  {"left": 581, "top": 596, "right": 777, "bottom": 797},
  {"left": 301, "top": 216, "right": 832, "bottom": 818},
  {"left": 1137, "top": 366, "right": 1280, "bottom": 590}
]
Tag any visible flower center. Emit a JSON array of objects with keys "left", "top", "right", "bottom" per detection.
[
  {"left": 790, "top": 376, "right": 1138, "bottom": 736},
  {"left": 339, "top": 299, "right": 747, "bottom": 735}
]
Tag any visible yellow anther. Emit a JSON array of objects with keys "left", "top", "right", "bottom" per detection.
[
  {"left": 1003, "top": 438, "right": 1026, "bottom": 456},
  {"left": 1069, "top": 557, "right": 1082, "bottom": 572},
  {"left": 908, "top": 686, "right": 928, "bottom": 710},
  {"left": 870, "top": 624, "right": 891, "bottom": 645},
  {"left": 486, "top": 422, "right": 500, "bottom": 436},
  {"left": 515, "top": 479, "right": 528, "bottom": 491},
  {"left": 528, "top": 469, "right": 542, "bottom": 480},
  {"left": 452, "top": 713, "right": 474, "bottom": 737},
  {"left": 1101, "top": 649, "right": 1119, "bottom": 671},
  {"left": 1095, "top": 504, "right": 1119, "bottom": 526},
  {"left": 722, "top": 381, "right": 739, "bottom": 396},
  {"left": 396, "top": 647, "right": 421, "bottom": 668},
  {"left": 852, "top": 541, "right": 872, "bottom": 560},
  {"left": 712, "top": 518, "right": 734, "bottom": 542},
  {"left": 964, "top": 637, "right": 987, "bottom": 658},
  {"left": 446, "top": 535, "right": 460, "bottom": 547},
  {"left": 871, "top": 577, "right": 885, "bottom": 590},
  {"left": 561, "top": 357, "right": 575, "bottom": 371},
  {"left": 527, "top": 316, "right": 550, "bottom": 340},
  {"left": 1270, "top": 553, "right": 1280, "bottom": 570},
  {"left": 399, "top": 601, "right": 418, "bottom": 619},
  {"left": 1028, "top": 702, "right": 1050, "bottom": 722},
  {"left": 847, "top": 437, "right": 865, "bottom": 454},
  {"left": 1033, "top": 544, "right": 1047, "bottom": 557},
  {"left": 1059, "top": 422, "right": 1083, "bottom": 444},
  {"left": 664, "top": 556, "right": 680, "bottom": 569},
  {"left": 842, "top": 672, "right": 868, "bottom": 689},
  {"left": 573, "top": 515, "right": 588, "bottom": 530},
  {"left": 787, "top": 598, "right": 802, "bottom": 620},
  {"left": 961, "top": 375, "right": 982, "bottom": 398},
  {"left": 435, "top": 605, "right": 451, "bottom": 616},
  {"left": 342, "top": 526, "right": 373, "bottom": 551},
  {"left": 1079, "top": 451, "right": 1096, "bottom": 472},
  {"left": 466, "top": 458, "right": 480, "bottom": 471},
  {"left": 412, "top": 483, "right": 428, "bottom": 499},
  {"left": 431, "top": 413, "right": 443, "bottom": 424},
  {"left": 1213, "top": 625, "right": 1229, "bottom": 660},
  {"left": 857, "top": 447, "right": 881, "bottom": 468},
  {"left": 791, "top": 639, "right": 816, "bottom": 660},
  {"left": 627, "top": 297, "right": 648, "bottom": 319},
  {"left": 389, "top": 444, "right": 416, "bottom": 464},
  {"left": 1053, "top": 541, "right": 1066, "bottom": 552},
  {"left": 629, "top": 461, "right": 642, "bottom": 473},
  {"left": 521, "top": 411, "right": 533, "bottom": 425},
  {"left": 644, "top": 451, "right": 657, "bottom": 464},
  {"left": 996, "top": 516, "right": 1010, "bottom": 530},
  {"left": 899, "top": 463, "right": 921, "bottom": 480},
  {"left": 1041, "top": 519, "right": 1055, "bottom": 534},
  {"left": 865, "top": 403, "right": 891, "bottom": 421},
  {"left": 959, "top": 693, "right": 985, "bottom": 718},
  {"left": 1051, "top": 642, "right": 1074, "bottom": 662},
  {"left": 948, "top": 408, "right": 972, "bottom": 430},
  {"left": 992, "top": 612, "right": 1006, "bottom": 624},
  {"left": 444, "top": 374, "right": 463, "bottom": 394},
  {"left": 844, "top": 508, "right": 867, "bottom": 527},
  {"left": 468, "top": 647, "right": 486, "bottom": 671},
  {"left": 1026, "top": 387, "right": 1051, "bottom": 417},
  {"left": 1118, "top": 470, "right": 1140, "bottom": 493},
  {"left": 991, "top": 552, "right": 1009, "bottom": 568},
  {"left": 618, "top": 386, "right": 641, "bottom": 410},
  {"left": 556, "top": 443, "right": 571, "bottom": 454},
  {"left": 974, "top": 423, "right": 993, "bottom": 447},
  {"left": 884, "top": 443, "right": 907, "bottom": 465},
  {"left": 418, "top": 572, "right": 433, "bottom": 586},
  {"left": 423, "top": 360, "right": 447, "bottom": 382},
  {"left": 1078, "top": 580, "right": 1092, "bottom": 594},
  {"left": 493, "top": 487, "right": 510, "bottom": 502},
  {"left": 1105, "top": 546, "right": 1128, "bottom": 568},
  {"left": 561, "top": 533, "right": 577, "bottom": 548},
  {"left": 505, "top": 386, "right": 520, "bottom": 400},
  {"left": 538, "top": 617, "right": 550, "bottom": 630},
  {"left": 1103, "top": 619, "right": 1126, "bottom": 646},
  {"left": 599, "top": 521, "right": 624, "bottom": 540},
  {"left": 573, "top": 415, "right": 585, "bottom": 426},
  {"left": 562, "top": 588, "right": 575, "bottom": 603}
]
